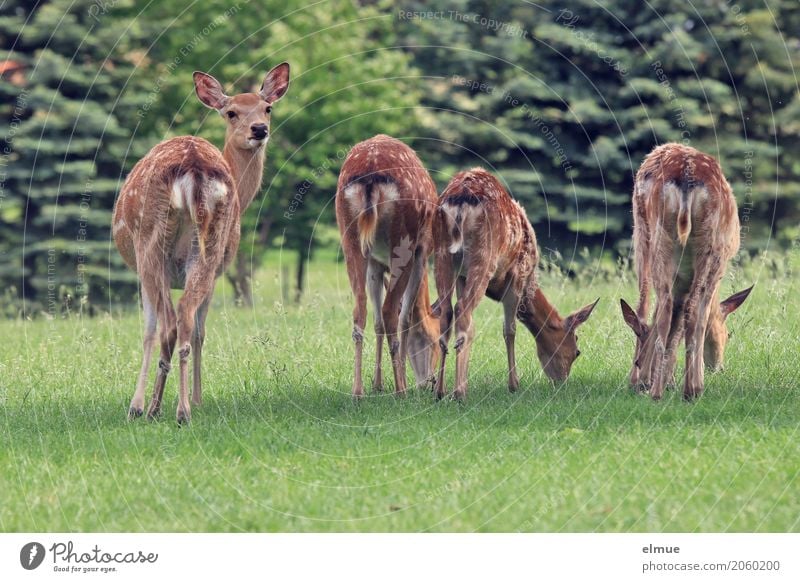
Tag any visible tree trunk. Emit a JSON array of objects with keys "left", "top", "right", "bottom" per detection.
[
  {"left": 294, "top": 248, "right": 306, "bottom": 304},
  {"left": 226, "top": 216, "right": 273, "bottom": 307},
  {"left": 226, "top": 251, "right": 253, "bottom": 307}
]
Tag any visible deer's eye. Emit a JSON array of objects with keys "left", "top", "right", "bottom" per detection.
[
  {"left": 265, "top": 105, "right": 272, "bottom": 114},
  {"left": 226, "top": 110, "right": 238, "bottom": 120}
]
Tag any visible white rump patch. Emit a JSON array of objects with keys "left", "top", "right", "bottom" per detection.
[
  {"left": 377, "top": 182, "right": 399, "bottom": 201},
  {"left": 692, "top": 186, "right": 709, "bottom": 207},
  {"left": 343, "top": 183, "right": 361, "bottom": 200},
  {"left": 170, "top": 174, "right": 194, "bottom": 210},
  {"left": 662, "top": 182, "right": 682, "bottom": 212},
  {"left": 205, "top": 179, "right": 228, "bottom": 203}
]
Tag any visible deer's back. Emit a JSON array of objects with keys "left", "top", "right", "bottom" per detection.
[
  {"left": 112, "top": 136, "right": 238, "bottom": 280},
  {"left": 336, "top": 134, "right": 437, "bottom": 256},
  {"left": 438, "top": 168, "right": 538, "bottom": 290},
  {"left": 337, "top": 134, "right": 437, "bottom": 204},
  {"left": 635, "top": 144, "right": 738, "bottom": 233},
  {"left": 633, "top": 144, "right": 741, "bottom": 284}
]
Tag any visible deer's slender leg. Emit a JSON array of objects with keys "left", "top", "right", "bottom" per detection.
[
  {"left": 452, "top": 264, "right": 493, "bottom": 400},
  {"left": 175, "top": 264, "right": 218, "bottom": 424},
  {"left": 128, "top": 290, "right": 157, "bottom": 419},
  {"left": 683, "top": 256, "right": 723, "bottom": 400},
  {"left": 501, "top": 284, "right": 523, "bottom": 393},
  {"left": 344, "top": 242, "right": 368, "bottom": 399},
  {"left": 648, "top": 290, "right": 674, "bottom": 401},
  {"left": 398, "top": 247, "right": 428, "bottom": 387},
  {"left": 433, "top": 246, "right": 456, "bottom": 399},
  {"left": 366, "top": 259, "right": 386, "bottom": 393},
  {"left": 191, "top": 297, "right": 211, "bottom": 406},
  {"left": 382, "top": 247, "right": 415, "bottom": 397},
  {"left": 147, "top": 268, "right": 176, "bottom": 420},
  {"left": 641, "top": 234, "right": 677, "bottom": 400},
  {"left": 662, "top": 298, "right": 685, "bottom": 389}
]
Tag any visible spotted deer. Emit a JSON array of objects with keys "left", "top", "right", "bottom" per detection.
[
  {"left": 335, "top": 134, "right": 440, "bottom": 398},
  {"left": 112, "top": 63, "right": 290, "bottom": 423},
  {"left": 434, "top": 168, "right": 598, "bottom": 400},
  {"left": 620, "top": 143, "right": 753, "bottom": 401}
]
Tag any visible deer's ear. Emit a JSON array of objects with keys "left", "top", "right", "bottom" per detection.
[
  {"left": 620, "top": 298, "right": 645, "bottom": 337},
  {"left": 564, "top": 298, "right": 599, "bottom": 332},
  {"left": 193, "top": 72, "right": 229, "bottom": 110},
  {"left": 260, "top": 62, "right": 290, "bottom": 103},
  {"left": 720, "top": 285, "right": 754, "bottom": 319}
]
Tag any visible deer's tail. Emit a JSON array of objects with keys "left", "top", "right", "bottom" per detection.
[
  {"left": 676, "top": 188, "right": 693, "bottom": 247},
  {"left": 356, "top": 184, "right": 378, "bottom": 257},
  {"left": 171, "top": 173, "right": 229, "bottom": 260},
  {"left": 346, "top": 175, "right": 394, "bottom": 256},
  {"left": 439, "top": 202, "right": 467, "bottom": 255}
]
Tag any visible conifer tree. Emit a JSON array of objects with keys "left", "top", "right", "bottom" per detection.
[{"left": 0, "top": 0, "right": 147, "bottom": 315}]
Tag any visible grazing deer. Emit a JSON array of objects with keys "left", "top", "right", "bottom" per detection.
[
  {"left": 113, "top": 63, "right": 290, "bottom": 423},
  {"left": 434, "top": 168, "right": 598, "bottom": 400},
  {"left": 620, "top": 143, "right": 753, "bottom": 401},
  {"left": 335, "top": 134, "right": 440, "bottom": 398}
]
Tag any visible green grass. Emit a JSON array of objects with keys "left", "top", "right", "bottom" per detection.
[{"left": 1, "top": 252, "right": 798, "bottom": 532}]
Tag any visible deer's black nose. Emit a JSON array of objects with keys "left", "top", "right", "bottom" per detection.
[{"left": 251, "top": 124, "right": 268, "bottom": 139}]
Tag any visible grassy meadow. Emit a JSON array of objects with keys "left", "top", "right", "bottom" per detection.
[{"left": 1, "top": 251, "right": 798, "bottom": 532}]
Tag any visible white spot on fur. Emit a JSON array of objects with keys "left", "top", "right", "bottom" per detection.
[{"left": 112, "top": 219, "right": 125, "bottom": 235}]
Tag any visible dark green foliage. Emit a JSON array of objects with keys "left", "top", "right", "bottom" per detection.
[
  {"left": 0, "top": 0, "right": 147, "bottom": 316},
  {"left": 1, "top": 0, "right": 798, "bottom": 315},
  {"left": 124, "top": 0, "right": 420, "bottom": 303},
  {"left": 396, "top": 0, "right": 800, "bottom": 263}
]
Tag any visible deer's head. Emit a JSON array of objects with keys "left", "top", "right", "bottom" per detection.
[
  {"left": 193, "top": 62, "right": 290, "bottom": 152},
  {"left": 518, "top": 291, "right": 598, "bottom": 383},
  {"left": 619, "top": 299, "right": 651, "bottom": 387},
  {"left": 408, "top": 281, "right": 442, "bottom": 389},
  {"left": 703, "top": 286, "right": 753, "bottom": 371},
  {"left": 620, "top": 285, "right": 752, "bottom": 385},
  {"left": 534, "top": 299, "right": 598, "bottom": 382}
]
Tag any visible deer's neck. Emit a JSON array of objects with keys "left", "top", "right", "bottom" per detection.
[
  {"left": 223, "top": 143, "right": 266, "bottom": 214},
  {"left": 518, "top": 286, "right": 564, "bottom": 338},
  {"left": 411, "top": 273, "right": 435, "bottom": 324}
]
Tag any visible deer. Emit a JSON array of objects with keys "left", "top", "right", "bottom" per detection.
[
  {"left": 112, "top": 63, "right": 290, "bottom": 423},
  {"left": 335, "top": 134, "right": 441, "bottom": 399},
  {"left": 433, "top": 168, "right": 598, "bottom": 400},
  {"left": 620, "top": 143, "right": 753, "bottom": 401}
]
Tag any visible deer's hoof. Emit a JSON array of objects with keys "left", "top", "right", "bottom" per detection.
[
  {"left": 451, "top": 389, "right": 466, "bottom": 402},
  {"left": 683, "top": 387, "right": 703, "bottom": 402},
  {"left": 127, "top": 406, "right": 143, "bottom": 420},
  {"left": 176, "top": 409, "right": 191, "bottom": 426},
  {"left": 395, "top": 388, "right": 407, "bottom": 398},
  {"left": 352, "top": 389, "right": 365, "bottom": 402}
]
